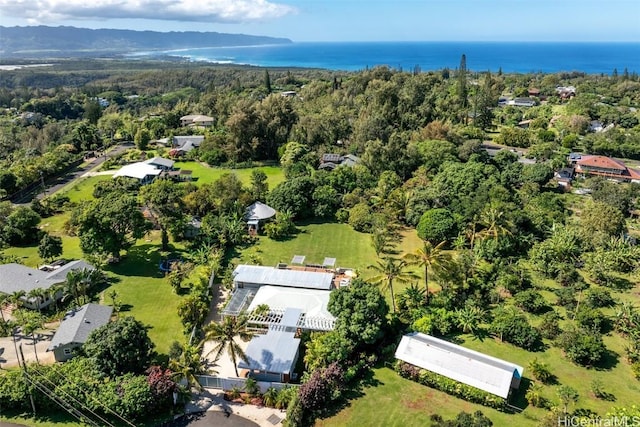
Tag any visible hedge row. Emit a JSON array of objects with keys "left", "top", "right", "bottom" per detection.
[{"left": 395, "top": 361, "right": 508, "bottom": 411}]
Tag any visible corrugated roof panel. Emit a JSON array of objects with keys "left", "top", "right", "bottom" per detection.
[
  {"left": 233, "top": 265, "right": 333, "bottom": 290},
  {"left": 394, "top": 333, "right": 523, "bottom": 399}
]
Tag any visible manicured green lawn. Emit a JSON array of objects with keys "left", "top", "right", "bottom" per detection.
[
  {"left": 245, "top": 222, "right": 377, "bottom": 270},
  {"left": 244, "top": 223, "right": 423, "bottom": 271},
  {"left": 57, "top": 175, "right": 111, "bottom": 203},
  {"left": 316, "top": 367, "right": 539, "bottom": 427},
  {"left": 174, "top": 161, "right": 285, "bottom": 188},
  {"left": 103, "top": 236, "right": 185, "bottom": 354}
]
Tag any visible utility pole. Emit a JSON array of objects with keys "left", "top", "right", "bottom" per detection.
[{"left": 19, "top": 344, "right": 37, "bottom": 415}]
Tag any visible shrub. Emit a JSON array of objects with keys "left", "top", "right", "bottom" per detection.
[
  {"left": 556, "top": 327, "right": 606, "bottom": 366},
  {"left": 575, "top": 306, "right": 610, "bottom": 333},
  {"left": 527, "top": 358, "right": 554, "bottom": 384},
  {"left": 584, "top": 288, "right": 615, "bottom": 308},
  {"left": 395, "top": 361, "right": 507, "bottom": 411},
  {"left": 490, "top": 307, "right": 542, "bottom": 351},
  {"left": 348, "top": 203, "right": 373, "bottom": 232},
  {"left": 416, "top": 208, "right": 456, "bottom": 243},
  {"left": 538, "top": 311, "right": 563, "bottom": 340},
  {"left": 514, "top": 289, "right": 549, "bottom": 314}
]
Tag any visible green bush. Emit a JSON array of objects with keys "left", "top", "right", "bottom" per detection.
[{"left": 395, "top": 361, "right": 508, "bottom": 411}]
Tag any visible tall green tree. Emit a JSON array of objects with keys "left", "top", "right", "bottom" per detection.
[
  {"left": 139, "top": 179, "right": 185, "bottom": 251},
  {"left": 368, "top": 257, "right": 417, "bottom": 312},
  {"left": 83, "top": 316, "right": 155, "bottom": 377},
  {"left": 403, "top": 240, "right": 451, "bottom": 304},
  {"left": 71, "top": 192, "right": 149, "bottom": 260},
  {"left": 38, "top": 232, "right": 63, "bottom": 263},
  {"left": 203, "top": 315, "right": 255, "bottom": 377}
]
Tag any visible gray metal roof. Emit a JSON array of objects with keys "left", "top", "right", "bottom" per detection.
[
  {"left": 238, "top": 330, "right": 300, "bottom": 375},
  {"left": 0, "top": 260, "right": 94, "bottom": 295},
  {"left": 233, "top": 265, "right": 334, "bottom": 290},
  {"left": 145, "top": 157, "right": 175, "bottom": 168},
  {"left": 48, "top": 303, "right": 113, "bottom": 350},
  {"left": 395, "top": 332, "right": 523, "bottom": 399}
]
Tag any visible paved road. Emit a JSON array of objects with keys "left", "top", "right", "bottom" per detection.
[
  {"left": 14, "top": 142, "right": 132, "bottom": 204},
  {"left": 39, "top": 142, "right": 133, "bottom": 200},
  {"left": 167, "top": 412, "right": 260, "bottom": 427}
]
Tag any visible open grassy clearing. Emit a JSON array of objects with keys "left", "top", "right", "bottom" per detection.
[
  {"left": 174, "top": 161, "right": 285, "bottom": 188},
  {"left": 57, "top": 174, "right": 110, "bottom": 203},
  {"left": 316, "top": 367, "right": 540, "bottom": 427}
]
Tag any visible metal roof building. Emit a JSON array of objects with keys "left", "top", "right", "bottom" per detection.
[
  {"left": 238, "top": 329, "right": 300, "bottom": 382},
  {"left": 232, "top": 265, "right": 334, "bottom": 291},
  {"left": 247, "top": 286, "right": 335, "bottom": 331},
  {"left": 395, "top": 332, "right": 524, "bottom": 399}
]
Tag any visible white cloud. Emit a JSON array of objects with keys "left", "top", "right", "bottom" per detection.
[{"left": 0, "top": 0, "right": 295, "bottom": 24}]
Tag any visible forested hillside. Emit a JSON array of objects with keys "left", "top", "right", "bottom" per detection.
[
  {"left": 1, "top": 60, "right": 640, "bottom": 427},
  {"left": 0, "top": 25, "right": 292, "bottom": 57}
]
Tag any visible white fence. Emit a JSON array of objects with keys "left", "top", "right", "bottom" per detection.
[{"left": 195, "top": 375, "right": 298, "bottom": 393}]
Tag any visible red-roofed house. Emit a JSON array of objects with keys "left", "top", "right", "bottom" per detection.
[{"left": 572, "top": 154, "right": 640, "bottom": 183}]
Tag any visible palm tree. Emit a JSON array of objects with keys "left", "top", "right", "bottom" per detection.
[
  {"left": 396, "top": 283, "right": 427, "bottom": 313},
  {"left": 64, "top": 268, "right": 103, "bottom": 306},
  {"left": 477, "top": 206, "right": 513, "bottom": 242},
  {"left": 403, "top": 240, "right": 451, "bottom": 305},
  {"left": 203, "top": 315, "right": 255, "bottom": 377},
  {"left": 368, "top": 257, "right": 417, "bottom": 312},
  {"left": 168, "top": 341, "right": 215, "bottom": 391},
  {"left": 455, "top": 305, "right": 486, "bottom": 334},
  {"left": 27, "top": 288, "right": 47, "bottom": 313}
]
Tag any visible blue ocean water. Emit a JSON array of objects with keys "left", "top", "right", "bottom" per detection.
[{"left": 152, "top": 42, "right": 640, "bottom": 74}]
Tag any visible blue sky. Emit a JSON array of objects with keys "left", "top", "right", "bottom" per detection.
[{"left": 1, "top": 0, "right": 639, "bottom": 42}]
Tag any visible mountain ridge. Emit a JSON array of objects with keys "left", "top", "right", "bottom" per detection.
[{"left": 0, "top": 25, "right": 293, "bottom": 58}]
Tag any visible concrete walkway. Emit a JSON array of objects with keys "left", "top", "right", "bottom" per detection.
[{"left": 185, "top": 390, "right": 284, "bottom": 427}]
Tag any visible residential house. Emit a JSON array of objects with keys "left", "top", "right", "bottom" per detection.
[
  {"left": 0, "top": 260, "right": 95, "bottom": 310},
  {"left": 318, "top": 153, "right": 361, "bottom": 170},
  {"left": 223, "top": 264, "right": 340, "bottom": 381},
  {"left": 113, "top": 162, "right": 163, "bottom": 184},
  {"left": 169, "top": 135, "right": 205, "bottom": 157},
  {"left": 47, "top": 303, "right": 113, "bottom": 362},
  {"left": 395, "top": 332, "right": 524, "bottom": 399},
  {"left": 145, "top": 157, "right": 174, "bottom": 171},
  {"left": 180, "top": 115, "right": 214, "bottom": 128},
  {"left": 238, "top": 329, "right": 300, "bottom": 382},
  {"left": 554, "top": 167, "right": 575, "bottom": 188},
  {"left": 281, "top": 91, "right": 297, "bottom": 97},
  {"left": 556, "top": 86, "right": 576, "bottom": 100},
  {"left": 571, "top": 154, "right": 640, "bottom": 183}
]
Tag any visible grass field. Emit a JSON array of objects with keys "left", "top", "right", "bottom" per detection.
[
  {"left": 317, "top": 367, "right": 540, "bottom": 427},
  {"left": 174, "top": 161, "right": 285, "bottom": 188},
  {"left": 56, "top": 175, "right": 111, "bottom": 203}
]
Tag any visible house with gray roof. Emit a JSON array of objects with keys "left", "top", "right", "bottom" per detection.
[
  {"left": 48, "top": 303, "right": 113, "bottom": 362},
  {"left": 0, "top": 260, "right": 95, "bottom": 310},
  {"left": 144, "top": 156, "right": 174, "bottom": 171}
]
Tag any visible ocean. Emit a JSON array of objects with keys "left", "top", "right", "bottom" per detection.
[{"left": 145, "top": 42, "right": 640, "bottom": 74}]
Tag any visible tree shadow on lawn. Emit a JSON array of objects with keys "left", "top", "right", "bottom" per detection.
[
  {"left": 316, "top": 368, "right": 382, "bottom": 421},
  {"left": 105, "top": 244, "right": 180, "bottom": 278},
  {"left": 593, "top": 348, "right": 619, "bottom": 371}
]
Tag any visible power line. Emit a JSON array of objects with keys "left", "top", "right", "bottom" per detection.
[
  {"left": 26, "top": 366, "right": 118, "bottom": 427},
  {"left": 28, "top": 362, "right": 137, "bottom": 427}
]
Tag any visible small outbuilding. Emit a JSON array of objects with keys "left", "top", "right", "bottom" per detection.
[
  {"left": 48, "top": 303, "right": 113, "bottom": 362},
  {"left": 395, "top": 332, "right": 524, "bottom": 399},
  {"left": 244, "top": 201, "right": 276, "bottom": 235}
]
